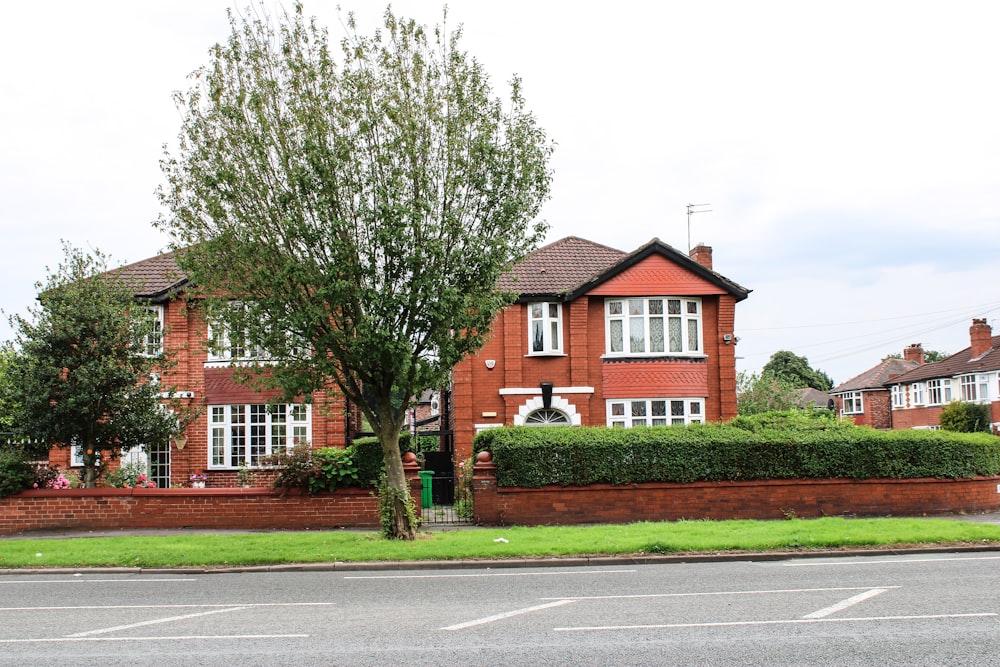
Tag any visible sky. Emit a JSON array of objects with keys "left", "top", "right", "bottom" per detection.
[{"left": 2, "top": 0, "right": 999, "bottom": 387}]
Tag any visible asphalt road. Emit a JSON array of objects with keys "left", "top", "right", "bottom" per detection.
[{"left": 2, "top": 550, "right": 1000, "bottom": 665}]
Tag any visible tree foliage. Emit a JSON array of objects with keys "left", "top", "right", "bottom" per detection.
[
  {"left": 0, "top": 346, "right": 17, "bottom": 432},
  {"left": 938, "top": 401, "right": 993, "bottom": 434},
  {"left": 762, "top": 350, "right": 833, "bottom": 391},
  {"left": 736, "top": 371, "right": 799, "bottom": 416},
  {"left": 157, "top": 4, "right": 552, "bottom": 538},
  {"left": 4, "top": 244, "right": 183, "bottom": 487}
]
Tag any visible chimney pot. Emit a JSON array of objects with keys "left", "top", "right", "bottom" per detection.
[
  {"left": 903, "top": 343, "right": 924, "bottom": 365},
  {"left": 970, "top": 318, "right": 993, "bottom": 358}
]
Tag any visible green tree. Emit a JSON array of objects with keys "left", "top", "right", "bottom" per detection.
[
  {"left": 736, "top": 371, "right": 799, "bottom": 416},
  {"left": 762, "top": 350, "right": 834, "bottom": 391},
  {"left": 0, "top": 346, "right": 17, "bottom": 432},
  {"left": 157, "top": 5, "right": 552, "bottom": 539},
  {"left": 882, "top": 349, "right": 948, "bottom": 363},
  {"left": 4, "top": 244, "right": 184, "bottom": 487},
  {"left": 938, "top": 401, "right": 992, "bottom": 433}
]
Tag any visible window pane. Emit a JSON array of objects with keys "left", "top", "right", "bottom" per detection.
[
  {"left": 651, "top": 400, "right": 666, "bottom": 417},
  {"left": 548, "top": 303, "right": 559, "bottom": 318},
  {"left": 629, "top": 299, "right": 644, "bottom": 316},
  {"left": 667, "top": 299, "right": 681, "bottom": 315},
  {"left": 671, "top": 400, "right": 685, "bottom": 416},
  {"left": 531, "top": 303, "right": 542, "bottom": 319},
  {"left": 631, "top": 401, "right": 647, "bottom": 417},
  {"left": 550, "top": 321, "right": 559, "bottom": 350},
  {"left": 610, "top": 320, "right": 623, "bottom": 352},
  {"left": 687, "top": 301, "right": 698, "bottom": 314},
  {"left": 687, "top": 319, "right": 699, "bottom": 351},
  {"left": 608, "top": 301, "right": 622, "bottom": 316},
  {"left": 652, "top": 418, "right": 667, "bottom": 426},
  {"left": 668, "top": 318, "right": 682, "bottom": 352},
  {"left": 649, "top": 318, "right": 664, "bottom": 353},
  {"left": 532, "top": 321, "right": 544, "bottom": 352},
  {"left": 689, "top": 401, "right": 701, "bottom": 415},
  {"left": 648, "top": 299, "right": 663, "bottom": 315},
  {"left": 611, "top": 402, "right": 625, "bottom": 417},
  {"left": 630, "top": 317, "right": 645, "bottom": 353}
]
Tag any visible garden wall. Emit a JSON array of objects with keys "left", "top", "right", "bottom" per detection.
[{"left": 472, "top": 458, "right": 1000, "bottom": 525}]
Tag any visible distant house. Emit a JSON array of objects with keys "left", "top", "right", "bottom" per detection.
[
  {"left": 830, "top": 344, "right": 924, "bottom": 428},
  {"left": 448, "top": 236, "right": 751, "bottom": 461},
  {"left": 886, "top": 319, "right": 1000, "bottom": 431},
  {"left": 796, "top": 387, "right": 834, "bottom": 411}
]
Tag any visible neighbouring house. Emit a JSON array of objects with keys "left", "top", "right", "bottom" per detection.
[
  {"left": 795, "top": 387, "right": 834, "bottom": 411},
  {"left": 448, "top": 236, "right": 751, "bottom": 462},
  {"left": 830, "top": 344, "right": 924, "bottom": 429},
  {"left": 886, "top": 319, "right": 1000, "bottom": 431},
  {"left": 44, "top": 251, "right": 354, "bottom": 489}
]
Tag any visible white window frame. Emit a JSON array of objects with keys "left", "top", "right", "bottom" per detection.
[
  {"left": 841, "top": 391, "right": 863, "bottom": 415},
  {"left": 910, "top": 382, "right": 925, "bottom": 406},
  {"left": 209, "top": 403, "right": 311, "bottom": 468},
  {"left": 926, "top": 379, "right": 952, "bottom": 406},
  {"left": 207, "top": 303, "right": 268, "bottom": 363},
  {"left": 606, "top": 398, "right": 704, "bottom": 427},
  {"left": 959, "top": 374, "right": 991, "bottom": 403},
  {"left": 141, "top": 305, "right": 164, "bottom": 357},
  {"left": 605, "top": 298, "right": 702, "bottom": 357},
  {"left": 891, "top": 385, "right": 903, "bottom": 408},
  {"left": 527, "top": 302, "right": 563, "bottom": 355}
]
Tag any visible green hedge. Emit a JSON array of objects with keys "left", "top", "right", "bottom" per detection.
[{"left": 474, "top": 422, "right": 1000, "bottom": 488}]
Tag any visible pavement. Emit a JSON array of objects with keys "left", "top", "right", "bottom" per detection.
[{"left": 4, "top": 511, "right": 1000, "bottom": 574}]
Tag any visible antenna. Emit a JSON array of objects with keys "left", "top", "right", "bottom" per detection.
[{"left": 686, "top": 203, "right": 711, "bottom": 251}]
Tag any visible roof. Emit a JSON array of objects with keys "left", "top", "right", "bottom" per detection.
[
  {"left": 499, "top": 236, "right": 627, "bottom": 297},
  {"left": 501, "top": 236, "right": 751, "bottom": 302},
  {"left": 887, "top": 335, "right": 1000, "bottom": 385},
  {"left": 832, "top": 358, "right": 922, "bottom": 393},
  {"left": 108, "top": 251, "right": 188, "bottom": 301},
  {"left": 796, "top": 387, "right": 834, "bottom": 408}
]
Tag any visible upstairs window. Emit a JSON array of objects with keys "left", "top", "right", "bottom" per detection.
[
  {"left": 141, "top": 305, "right": 164, "bottom": 357},
  {"left": 528, "top": 302, "right": 562, "bottom": 355},
  {"left": 841, "top": 391, "right": 863, "bottom": 414},
  {"left": 207, "top": 303, "right": 268, "bottom": 362},
  {"left": 605, "top": 298, "right": 701, "bottom": 357}
]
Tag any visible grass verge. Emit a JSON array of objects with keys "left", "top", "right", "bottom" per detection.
[{"left": 1, "top": 517, "right": 999, "bottom": 569}]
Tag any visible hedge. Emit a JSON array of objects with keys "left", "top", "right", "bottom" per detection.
[{"left": 473, "top": 422, "right": 1000, "bottom": 488}]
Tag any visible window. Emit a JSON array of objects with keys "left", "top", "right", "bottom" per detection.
[
  {"left": 142, "top": 305, "right": 164, "bottom": 356},
  {"left": 209, "top": 403, "right": 310, "bottom": 467},
  {"left": 607, "top": 398, "right": 704, "bottom": 427},
  {"left": 841, "top": 392, "right": 863, "bottom": 414},
  {"left": 926, "top": 379, "right": 952, "bottom": 405},
  {"left": 523, "top": 408, "right": 570, "bottom": 425},
  {"left": 891, "top": 385, "right": 903, "bottom": 408},
  {"left": 528, "top": 302, "right": 562, "bottom": 354},
  {"left": 960, "top": 374, "right": 990, "bottom": 402},
  {"left": 208, "top": 316, "right": 267, "bottom": 362},
  {"left": 605, "top": 298, "right": 701, "bottom": 356},
  {"left": 910, "top": 382, "right": 925, "bottom": 406}
]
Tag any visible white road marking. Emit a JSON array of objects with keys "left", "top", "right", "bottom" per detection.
[
  {"left": 442, "top": 600, "right": 576, "bottom": 631},
  {"left": 346, "top": 569, "right": 635, "bottom": 580},
  {"left": 803, "top": 588, "right": 889, "bottom": 619},
  {"left": 541, "top": 586, "right": 899, "bottom": 601},
  {"left": 68, "top": 606, "right": 249, "bottom": 637},
  {"left": 0, "top": 578, "right": 197, "bottom": 584},
  {"left": 0, "top": 602, "right": 335, "bottom": 612},
  {"left": 0, "top": 634, "right": 309, "bottom": 644},
  {"left": 554, "top": 613, "right": 998, "bottom": 632},
  {"left": 782, "top": 555, "right": 1000, "bottom": 567}
]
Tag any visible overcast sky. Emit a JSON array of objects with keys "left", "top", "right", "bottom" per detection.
[{"left": 2, "top": 0, "right": 999, "bottom": 386}]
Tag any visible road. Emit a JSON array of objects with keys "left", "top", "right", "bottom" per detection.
[{"left": 2, "top": 551, "right": 999, "bottom": 665}]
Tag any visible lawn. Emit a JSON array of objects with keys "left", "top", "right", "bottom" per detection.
[{"left": 2, "top": 517, "right": 1000, "bottom": 569}]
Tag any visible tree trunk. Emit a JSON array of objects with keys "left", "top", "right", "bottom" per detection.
[
  {"left": 82, "top": 448, "right": 98, "bottom": 488},
  {"left": 378, "top": 421, "right": 416, "bottom": 540}
]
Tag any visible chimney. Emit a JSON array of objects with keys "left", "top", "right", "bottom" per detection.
[
  {"left": 689, "top": 244, "right": 713, "bottom": 270},
  {"left": 970, "top": 318, "right": 993, "bottom": 358},
  {"left": 902, "top": 343, "right": 924, "bottom": 365}
]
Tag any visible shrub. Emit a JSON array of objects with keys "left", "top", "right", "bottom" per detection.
[
  {"left": 105, "top": 461, "right": 156, "bottom": 488},
  {"left": 475, "top": 419, "right": 1000, "bottom": 488},
  {"left": 939, "top": 401, "right": 993, "bottom": 433},
  {"left": 0, "top": 449, "right": 36, "bottom": 497}
]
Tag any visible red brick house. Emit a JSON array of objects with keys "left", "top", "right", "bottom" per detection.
[
  {"left": 886, "top": 319, "right": 1000, "bottom": 431},
  {"left": 46, "top": 251, "right": 352, "bottom": 489},
  {"left": 448, "top": 236, "right": 751, "bottom": 462},
  {"left": 830, "top": 344, "right": 924, "bottom": 428}
]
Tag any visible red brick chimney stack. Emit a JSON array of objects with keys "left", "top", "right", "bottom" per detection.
[
  {"left": 689, "top": 244, "right": 713, "bottom": 270},
  {"left": 902, "top": 343, "right": 924, "bottom": 364},
  {"left": 970, "top": 318, "right": 993, "bottom": 358}
]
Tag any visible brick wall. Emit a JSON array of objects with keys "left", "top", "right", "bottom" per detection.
[{"left": 472, "top": 459, "right": 1000, "bottom": 525}]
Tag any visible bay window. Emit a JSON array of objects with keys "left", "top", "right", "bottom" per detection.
[
  {"left": 605, "top": 297, "right": 702, "bottom": 356},
  {"left": 926, "top": 379, "right": 952, "bottom": 405},
  {"left": 841, "top": 392, "right": 863, "bottom": 414},
  {"left": 209, "top": 403, "right": 310, "bottom": 467},
  {"left": 607, "top": 398, "right": 704, "bottom": 427},
  {"left": 960, "top": 374, "right": 990, "bottom": 402}
]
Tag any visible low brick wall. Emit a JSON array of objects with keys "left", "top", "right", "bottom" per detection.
[
  {"left": 0, "top": 487, "right": 384, "bottom": 535},
  {"left": 473, "top": 460, "right": 1000, "bottom": 525}
]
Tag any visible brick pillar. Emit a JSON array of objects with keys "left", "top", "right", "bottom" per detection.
[
  {"left": 472, "top": 451, "right": 500, "bottom": 526},
  {"left": 403, "top": 452, "right": 423, "bottom": 512}
]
